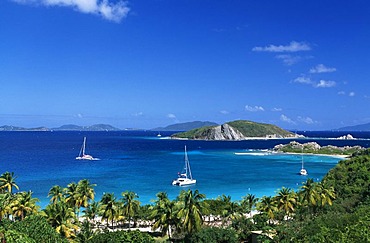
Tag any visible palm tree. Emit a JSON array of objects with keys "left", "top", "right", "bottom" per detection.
[
  {"left": 216, "top": 194, "right": 231, "bottom": 222},
  {"left": 299, "top": 178, "right": 319, "bottom": 211},
  {"left": 317, "top": 182, "right": 336, "bottom": 207},
  {"left": 10, "top": 191, "right": 39, "bottom": 220},
  {"left": 48, "top": 185, "right": 64, "bottom": 205},
  {"left": 121, "top": 191, "right": 140, "bottom": 229},
  {"left": 275, "top": 187, "right": 297, "bottom": 218},
  {"left": 241, "top": 193, "right": 258, "bottom": 217},
  {"left": 151, "top": 192, "right": 179, "bottom": 240},
  {"left": 0, "top": 172, "right": 19, "bottom": 194},
  {"left": 226, "top": 201, "right": 242, "bottom": 222},
  {"left": 76, "top": 219, "right": 95, "bottom": 242},
  {"left": 177, "top": 189, "right": 206, "bottom": 235},
  {"left": 83, "top": 201, "right": 99, "bottom": 224},
  {"left": 76, "top": 179, "right": 96, "bottom": 208},
  {"left": 43, "top": 200, "right": 79, "bottom": 239},
  {"left": 257, "top": 196, "right": 277, "bottom": 223},
  {"left": 217, "top": 195, "right": 242, "bottom": 224},
  {"left": 64, "top": 182, "right": 78, "bottom": 210},
  {"left": 0, "top": 193, "right": 12, "bottom": 221},
  {"left": 99, "top": 192, "right": 118, "bottom": 229}
]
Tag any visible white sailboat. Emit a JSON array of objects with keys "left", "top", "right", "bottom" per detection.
[
  {"left": 299, "top": 151, "right": 308, "bottom": 176},
  {"left": 172, "top": 146, "right": 196, "bottom": 186},
  {"left": 76, "top": 137, "right": 98, "bottom": 160}
]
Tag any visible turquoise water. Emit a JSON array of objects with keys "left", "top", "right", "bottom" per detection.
[{"left": 0, "top": 131, "right": 362, "bottom": 208}]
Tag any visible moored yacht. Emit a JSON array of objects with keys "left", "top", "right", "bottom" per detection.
[{"left": 172, "top": 146, "right": 196, "bottom": 186}]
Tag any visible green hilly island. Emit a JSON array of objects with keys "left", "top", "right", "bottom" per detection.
[{"left": 172, "top": 120, "right": 297, "bottom": 140}]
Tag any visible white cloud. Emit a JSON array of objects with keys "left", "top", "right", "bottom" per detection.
[
  {"left": 76, "top": 113, "right": 83, "bottom": 118},
  {"left": 292, "top": 76, "right": 313, "bottom": 84},
  {"left": 245, "top": 105, "right": 265, "bottom": 112},
  {"left": 11, "top": 0, "right": 130, "bottom": 22},
  {"left": 167, "top": 113, "right": 177, "bottom": 119},
  {"left": 349, "top": 92, "right": 355, "bottom": 97},
  {"left": 276, "top": 54, "right": 313, "bottom": 66},
  {"left": 338, "top": 91, "right": 346, "bottom": 95},
  {"left": 309, "top": 64, "right": 336, "bottom": 73},
  {"left": 315, "top": 80, "right": 336, "bottom": 88},
  {"left": 271, "top": 107, "right": 282, "bottom": 112},
  {"left": 297, "top": 116, "right": 315, "bottom": 124},
  {"left": 280, "top": 114, "right": 296, "bottom": 124},
  {"left": 252, "top": 41, "right": 311, "bottom": 52},
  {"left": 220, "top": 110, "right": 229, "bottom": 115},
  {"left": 275, "top": 55, "right": 302, "bottom": 66}
]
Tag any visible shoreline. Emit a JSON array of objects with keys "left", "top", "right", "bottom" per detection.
[{"left": 272, "top": 151, "right": 349, "bottom": 159}]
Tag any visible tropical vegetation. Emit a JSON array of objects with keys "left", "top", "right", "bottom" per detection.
[{"left": 0, "top": 148, "right": 369, "bottom": 242}]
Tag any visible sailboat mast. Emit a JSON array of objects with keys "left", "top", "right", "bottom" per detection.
[
  {"left": 184, "top": 146, "right": 193, "bottom": 180},
  {"left": 301, "top": 147, "right": 304, "bottom": 169},
  {"left": 82, "top": 137, "right": 86, "bottom": 156}
]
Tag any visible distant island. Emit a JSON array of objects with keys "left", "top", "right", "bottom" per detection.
[
  {"left": 0, "top": 125, "right": 50, "bottom": 132},
  {"left": 0, "top": 124, "right": 121, "bottom": 131},
  {"left": 273, "top": 141, "right": 364, "bottom": 156},
  {"left": 336, "top": 122, "right": 370, "bottom": 131},
  {"left": 152, "top": 121, "right": 218, "bottom": 131},
  {"left": 53, "top": 124, "right": 121, "bottom": 131},
  {"left": 171, "top": 120, "right": 300, "bottom": 140}
]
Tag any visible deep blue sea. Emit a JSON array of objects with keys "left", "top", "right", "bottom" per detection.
[{"left": 1, "top": 130, "right": 369, "bottom": 208}]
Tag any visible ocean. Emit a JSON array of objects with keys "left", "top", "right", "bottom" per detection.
[{"left": 1, "top": 130, "right": 369, "bottom": 208}]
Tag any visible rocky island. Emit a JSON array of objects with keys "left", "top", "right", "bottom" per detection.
[
  {"left": 273, "top": 141, "right": 364, "bottom": 156},
  {"left": 171, "top": 120, "right": 301, "bottom": 140}
]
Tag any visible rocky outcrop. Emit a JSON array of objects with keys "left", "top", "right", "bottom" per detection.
[
  {"left": 273, "top": 141, "right": 364, "bottom": 155},
  {"left": 204, "top": 124, "right": 245, "bottom": 140},
  {"left": 337, "top": 134, "right": 355, "bottom": 140}
]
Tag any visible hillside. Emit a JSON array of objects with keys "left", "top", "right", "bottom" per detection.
[
  {"left": 172, "top": 120, "right": 297, "bottom": 140},
  {"left": 337, "top": 122, "right": 370, "bottom": 131},
  {"left": 152, "top": 121, "right": 218, "bottom": 131}
]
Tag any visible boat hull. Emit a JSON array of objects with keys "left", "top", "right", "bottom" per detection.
[
  {"left": 299, "top": 168, "right": 308, "bottom": 176},
  {"left": 76, "top": 155, "right": 99, "bottom": 160},
  {"left": 172, "top": 178, "right": 196, "bottom": 186}
]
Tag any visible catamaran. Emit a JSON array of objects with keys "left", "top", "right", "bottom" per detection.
[
  {"left": 172, "top": 146, "right": 196, "bottom": 186},
  {"left": 76, "top": 137, "right": 98, "bottom": 160},
  {"left": 299, "top": 152, "right": 308, "bottom": 176}
]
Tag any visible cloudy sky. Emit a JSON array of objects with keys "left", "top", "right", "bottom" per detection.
[{"left": 1, "top": 0, "right": 369, "bottom": 130}]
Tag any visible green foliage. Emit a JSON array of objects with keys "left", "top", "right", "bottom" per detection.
[
  {"left": 185, "top": 227, "right": 238, "bottom": 243},
  {"left": 275, "top": 207, "right": 370, "bottom": 242},
  {"left": 231, "top": 217, "right": 256, "bottom": 241},
  {"left": 227, "top": 120, "right": 293, "bottom": 137},
  {"left": 273, "top": 149, "right": 370, "bottom": 242},
  {"left": 76, "top": 220, "right": 96, "bottom": 242},
  {"left": 0, "top": 228, "right": 35, "bottom": 243},
  {"left": 0, "top": 215, "right": 67, "bottom": 243},
  {"left": 171, "top": 125, "right": 217, "bottom": 139},
  {"left": 202, "top": 196, "right": 233, "bottom": 216},
  {"left": 323, "top": 149, "right": 370, "bottom": 207},
  {"left": 87, "top": 230, "right": 154, "bottom": 243}
]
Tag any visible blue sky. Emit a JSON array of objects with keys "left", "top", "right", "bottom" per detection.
[{"left": 1, "top": 0, "right": 369, "bottom": 130}]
